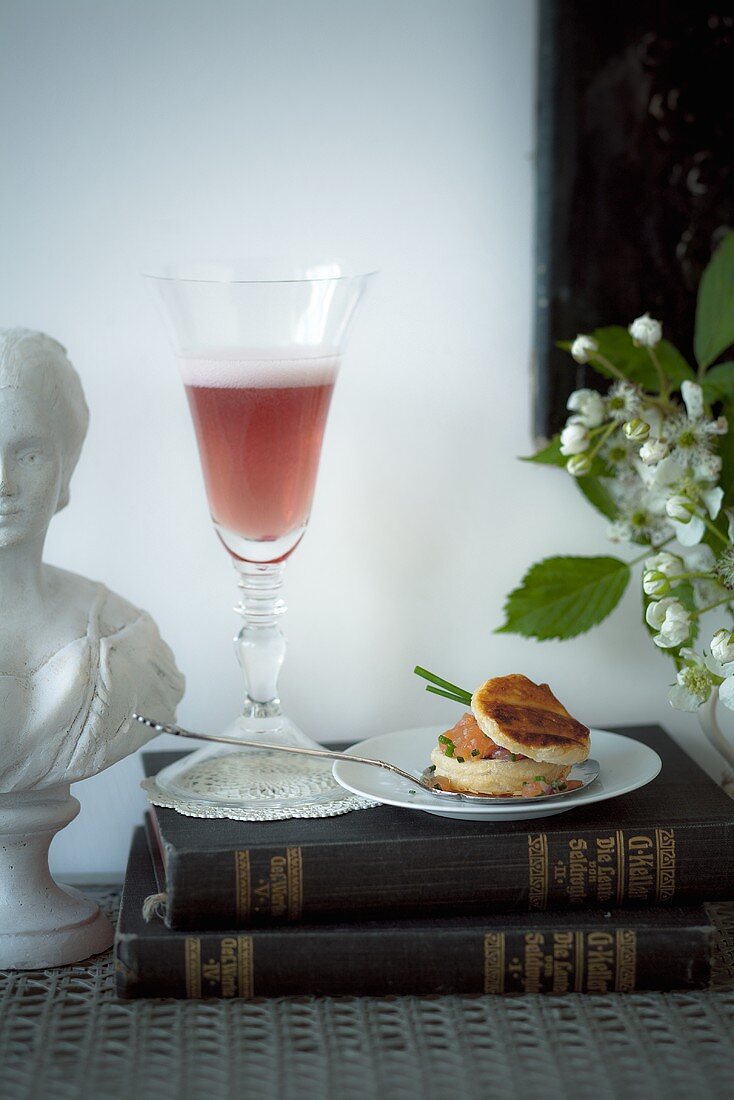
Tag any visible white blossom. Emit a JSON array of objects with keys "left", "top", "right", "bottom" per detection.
[
  {"left": 567, "top": 388, "right": 604, "bottom": 428},
  {"left": 711, "top": 629, "right": 734, "bottom": 666},
  {"left": 560, "top": 421, "right": 590, "bottom": 456},
  {"left": 639, "top": 438, "right": 670, "bottom": 465},
  {"left": 606, "top": 381, "right": 642, "bottom": 422},
  {"left": 669, "top": 650, "right": 715, "bottom": 711},
  {"left": 570, "top": 335, "right": 598, "bottom": 364},
  {"left": 645, "top": 597, "right": 691, "bottom": 649},
  {"left": 628, "top": 312, "right": 662, "bottom": 348}
]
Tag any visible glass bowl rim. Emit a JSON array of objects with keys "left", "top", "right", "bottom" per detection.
[{"left": 142, "top": 258, "right": 379, "bottom": 285}]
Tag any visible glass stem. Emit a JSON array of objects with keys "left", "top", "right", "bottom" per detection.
[{"left": 233, "top": 561, "right": 287, "bottom": 718}]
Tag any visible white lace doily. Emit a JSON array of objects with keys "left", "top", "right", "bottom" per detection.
[{"left": 142, "top": 750, "right": 378, "bottom": 821}]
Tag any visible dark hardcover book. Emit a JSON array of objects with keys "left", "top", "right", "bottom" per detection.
[
  {"left": 142, "top": 725, "right": 734, "bottom": 928},
  {"left": 115, "top": 826, "right": 713, "bottom": 998}
]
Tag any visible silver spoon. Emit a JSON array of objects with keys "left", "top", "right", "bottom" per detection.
[{"left": 133, "top": 713, "right": 600, "bottom": 804}]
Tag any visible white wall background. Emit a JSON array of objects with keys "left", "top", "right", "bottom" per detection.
[{"left": 0, "top": 0, "right": 726, "bottom": 876}]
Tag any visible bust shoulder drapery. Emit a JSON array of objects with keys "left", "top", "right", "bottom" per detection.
[{"left": 0, "top": 573, "right": 184, "bottom": 790}]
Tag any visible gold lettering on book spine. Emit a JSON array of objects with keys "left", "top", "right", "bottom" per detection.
[
  {"left": 286, "top": 847, "right": 303, "bottom": 919},
  {"left": 655, "top": 828, "right": 676, "bottom": 901},
  {"left": 527, "top": 833, "right": 548, "bottom": 909},
  {"left": 237, "top": 935, "right": 254, "bottom": 998},
  {"left": 615, "top": 930, "right": 637, "bottom": 992},
  {"left": 484, "top": 932, "right": 505, "bottom": 993},
  {"left": 235, "top": 851, "right": 251, "bottom": 922},
  {"left": 616, "top": 830, "right": 625, "bottom": 904},
  {"left": 184, "top": 938, "right": 202, "bottom": 998}
]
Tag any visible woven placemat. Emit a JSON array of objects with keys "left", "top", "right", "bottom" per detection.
[{"left": 1, "top": 891, "right": 734, "bottom": 1100}]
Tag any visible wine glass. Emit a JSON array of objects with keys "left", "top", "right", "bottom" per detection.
[{"left": 145, "top": 259, "right": 374, "bottom": 816}]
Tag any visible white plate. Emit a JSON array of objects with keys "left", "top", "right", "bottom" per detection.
[{"left": 332, "top": 726, "right": 662, "bottom": 821}]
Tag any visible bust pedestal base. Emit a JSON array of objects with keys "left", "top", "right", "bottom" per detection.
[{"left": 0, "top": 785, "right": 114, "bottom": 969}]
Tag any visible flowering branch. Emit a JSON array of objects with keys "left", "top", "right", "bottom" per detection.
[{"left": 500, "top": 232, "right": 734, "bottom": 719}]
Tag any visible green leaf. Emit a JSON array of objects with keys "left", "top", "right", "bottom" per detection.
[
  {"left": 701, "top": 361, "right": 734, "bottom": 403},
  {"left": 574, "top": 327, "right": 695, "bottom": 392},
  {"left": 574, "top": 476, "right": 618, "bottom": 521},
  {"left": 695, "top": 233, "right": 734, "bottom": 369},
  {"left": 496, "top": 555, "right": 630, "bottom": 641},
  {"left": 521, "top": 434, "right": 566, "bottom": 467}
]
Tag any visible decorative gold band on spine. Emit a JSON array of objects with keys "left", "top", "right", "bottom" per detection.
[
  {"left": 615, "top": 929, "right": 637, "bottom": 992},
  {"left": 655, "top": 828, "right": 676, "bottom": 901},
  {"left": 235, "top": 850, "right": 251, "bottom": 922},
  {"left": 527, "top": 833, "right": 548, "bottom": 909},
  {"left": 237, "top": 935, "right": 254, "bottom": 998},
  {"left": 484, "top": 932, "right": 505, "bottom": 993},
  {"left": 184, "top": 937, "right": 202, "bottom": 998},
  {"left": 286, "top": 847, "right": 303, "bottom": 919}
]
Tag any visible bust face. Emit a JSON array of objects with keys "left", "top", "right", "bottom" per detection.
[{"left": 0, "top": 389, "right": 64, "bottom": 548}]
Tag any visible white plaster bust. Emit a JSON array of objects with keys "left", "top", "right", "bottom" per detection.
[{"left": 0, "top": 328, "right": 184, "bottom": 967}]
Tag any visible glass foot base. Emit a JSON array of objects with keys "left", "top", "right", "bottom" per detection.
[{"left": 143, "top": 715, "right": 373, "bottom": 820}]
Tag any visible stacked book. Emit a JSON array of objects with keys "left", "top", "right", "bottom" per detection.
[{"left": 115, "top": 724, "right": 734, "bottom": 998}]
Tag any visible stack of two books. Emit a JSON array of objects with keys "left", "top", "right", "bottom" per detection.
[{"left": 115, "top": 726, "right": 734, "bottom": 998}]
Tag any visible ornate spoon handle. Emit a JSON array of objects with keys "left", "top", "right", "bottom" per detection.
[{"left": 133, "top": 713, "right": 431, "bottom": 790}]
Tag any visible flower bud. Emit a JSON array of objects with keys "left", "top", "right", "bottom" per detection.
[
  {"left": 566, "top": 453, "right": 592, "bottom": 477},
  {"left": 628, "top": 312, "right": 662, "bottom": 348},
  {"left": 639, "top": 438, "right": 670, "bottom": 465},
  {"left": 666, "top": 494, "right": 696, "bottom": 523},
  {"left": 644, "top": 550, "right": 683, "bottom": 577},
  {"left": 711, "top": 628, "right": 734, "bottom": 665},
  {"left": 570, "top": 335, "right": 599, "bottom": 365},
  {"left": 567, "top": 388, "right": 604, "bottom": 428},
  {"left": 645, "top": 597, "right": 691, "bottom": 648},
  {"left": 643, "top": 569, "right": 670, "bottom": 597},
  {"left": 560, "top": 422, "right": 590, "bottom": 456},
  {"left": 623, "top": 418, "right": 650, "bottom": 442}
]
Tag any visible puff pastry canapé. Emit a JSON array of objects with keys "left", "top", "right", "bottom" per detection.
[{"left": 430, "top": 674, "right": 590, "bottom": 797}]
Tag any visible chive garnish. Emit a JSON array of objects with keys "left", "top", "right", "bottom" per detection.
[
  {"left": 414, "top": 666, "right": 473, "bottom": 706},
  {"left": 444, "top": 744, "right": 455, "bottom": 758},
  {"left": 534, "top": 776, "right": 545, "bottom": 782},
  {"left": 471, "top": 749, "right": 480, "bottom": 757},
  {"left": 438, "top": 735, "right": 454, "bottom": 746},
  {"left": 456, "top": 756, "right": 465, "bottom": 763},
  {"left": 425, "top": 685, "right": 471, "bottom": 704},
  {"left": 408, "top": 789, "right": 416, "bottom": 795},
  {"left": 510, "top": 754, "right": 517, "bottom": 761},
  {"left": 428, "top": 764, "right": 436, "bottom": 772}
]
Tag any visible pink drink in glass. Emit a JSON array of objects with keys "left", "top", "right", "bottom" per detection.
[{"left": 181, "top": 351, "right": 339, "bottom": 561}]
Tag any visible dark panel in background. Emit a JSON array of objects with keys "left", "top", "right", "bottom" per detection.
[{"left": 535, "top": 2, "right": 734, "bottom": 439}]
